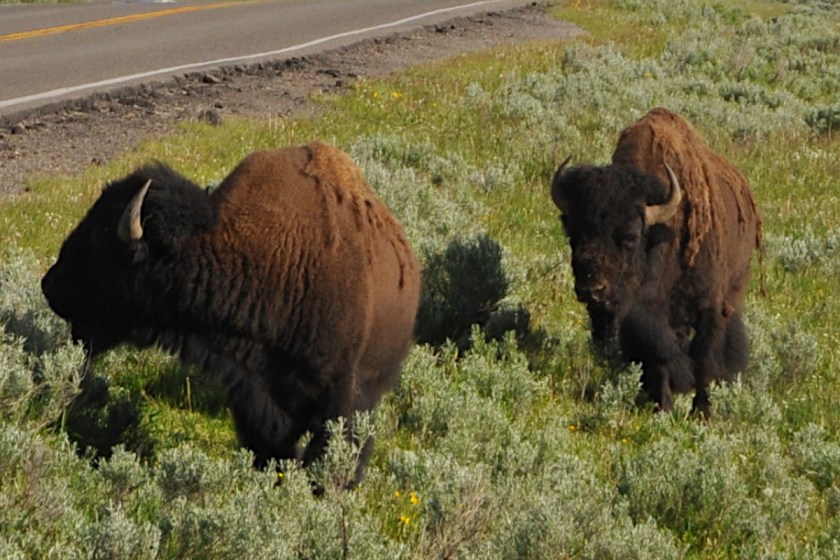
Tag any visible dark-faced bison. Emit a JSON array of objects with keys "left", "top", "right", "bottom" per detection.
[
  {"left": 42, "top": 142, "right": 421, "bottom": 476},
  {"left": 551, "top": 108, "right": 761, "bottom": 414}
]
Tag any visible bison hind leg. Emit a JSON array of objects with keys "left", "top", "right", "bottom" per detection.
[
  {"left": 688, "top": 308, "right": 748, "bottom": 418},
  {"left": 300, "top": 409, "right": 377, "bottom": 490},
  {"left": 723, "top": 312, "right": 749, "bottom": 378}
]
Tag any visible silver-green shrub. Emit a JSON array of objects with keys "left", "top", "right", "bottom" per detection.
[
  {"left": 0, "top": 248, "right": 70, "bottom": 354},
  {"left": 2, "top": 0, "right": 840, "bottom": 557},
  {"left": 768, "top": 228, "right": 840, "bottom": 273},
  {"left": 0, "top": 249, "right": 85, "bottom": 427}
]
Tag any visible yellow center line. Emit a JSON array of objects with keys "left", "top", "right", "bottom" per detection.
[{"left": 0, "top": 2, "right": 243, "bottom": 43}]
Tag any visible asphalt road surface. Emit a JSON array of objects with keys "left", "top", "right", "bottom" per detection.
[{"left": 0, "top": 0, "right": 533, "bottom": 117}]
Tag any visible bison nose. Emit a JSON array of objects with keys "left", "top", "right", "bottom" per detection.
[
  {"left": 41, "top": 268, "right": 62, "bottom": 307},
  {"left": 575, "top": 281, "right": 610, "bottom": 305}
]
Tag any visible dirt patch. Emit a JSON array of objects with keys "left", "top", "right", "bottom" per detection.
[{"left": 0, "top": 4, "right": 581, "bottom": 197}]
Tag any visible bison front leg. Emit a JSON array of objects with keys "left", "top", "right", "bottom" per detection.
[
  {"left": 225, "top": 372, "right": 301, "bottom": 468},
  {"left": 619, "top": 305, "right": 694, "bottom": 412}
]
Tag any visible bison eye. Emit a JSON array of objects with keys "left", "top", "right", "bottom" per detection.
[{"left": 616, "top": 232, "right": 641, "bottom": 251}]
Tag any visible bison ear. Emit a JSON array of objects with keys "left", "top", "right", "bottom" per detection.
[
  {"left": 644, "top": 162, "right": 682, "bottom": 225},
  {"left": 550, "top": 155, "right": 573, "bottom": 213},
  {"left": 117, "top": 179, "right": 152, "bottom": 243}
]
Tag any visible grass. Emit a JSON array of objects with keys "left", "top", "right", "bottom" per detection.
[{"left": 2, "top": 0, "right": 840, "bottom": 558}]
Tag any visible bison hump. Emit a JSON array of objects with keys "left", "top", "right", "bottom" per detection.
[
  {"left": 613, "top": 108, "right": 759, "bottom": 268},
  {"left": 210, "top": 141, "right": 417, "bottom": 286},
  {"left": 304, "top": 142, "right": 373, "bottom": 200}
]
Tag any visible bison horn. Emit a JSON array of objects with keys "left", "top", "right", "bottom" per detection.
[
  {"left": 645, "top": 162, "right": 682, "bottom": 225},
  {"left": 117, "top": 179, "right": 152, "bottom": 243},
  {"left": 550, "top": 155, "right": 573, "bottom": 212}
]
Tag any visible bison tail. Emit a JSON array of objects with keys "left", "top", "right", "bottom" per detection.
[{"left": 757, "top": 234, "right": 768, "bottom": 298}]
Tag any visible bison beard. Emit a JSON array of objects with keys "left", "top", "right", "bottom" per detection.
[
  {"left": 41, "top": 142, "right": 420, "bottom": 483},
  {"left": 551, "top": 108, "right": 761, "bottom": 415}
]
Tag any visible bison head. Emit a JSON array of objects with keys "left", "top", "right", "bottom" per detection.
[
  {"left": 41, "top": 165, "right": 213, "bottom": 355},
  {"left": 551, "top": 158, "right": 681, "bottom": 343}
]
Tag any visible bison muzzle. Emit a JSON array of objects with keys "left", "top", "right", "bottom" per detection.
[
  {"left": 42, "top": 142, "right": 421, "bottom": 480},
  {"left": 551, "top": 108, "right": 761, "bottom": 415}
]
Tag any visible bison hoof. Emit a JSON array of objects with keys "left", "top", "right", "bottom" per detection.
[{"left": 692, "top": 393, "right": 712, "bottom": 420}]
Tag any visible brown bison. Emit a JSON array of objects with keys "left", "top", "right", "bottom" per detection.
[
  {"left": 41, "top": 142, "right": 421, "bottom": 477},
  {"left": 551, "top": 108, "right": 761, "bottom": 414}
]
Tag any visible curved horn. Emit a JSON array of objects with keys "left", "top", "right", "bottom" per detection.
[
  {"left": 645, "top": 162, "right": 682, "bottom": 225},
  {"left": 117, "top": 179, "right": 152, "bottom": 243},
  {"left": 550, "top": 155, "right": 573, "bottom": 212}
]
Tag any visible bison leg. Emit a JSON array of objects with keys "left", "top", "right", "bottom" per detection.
[
  {"left": 300, "top": 420, "right": 372, "bottom": 469},
  {"left": 638, "top": 353, "right": 693, "bottom": 412},
  {"left": 723, "top": 312, "right": 749, "bottom": 376},
  {"left": 299, "top": 370, "right": 354, "bottom": 466},
  {"left": 689, "top": 307, "right": 734, "bottom": 417},
  {"left": 301, "top": 425, "right": 330, "bottom": 467},
  {"left": 644, "top": 363, "right": 675, "bottom": 412},
  {"left": 619, "top": 304, "right": 693, "bottom": 411},
  {"left": 225, "top": 372, "right": 301, "bottom": 468},
  {"left": 348, "top": 435, "right": 375, "bottom": 489},
  {"left": 299, "top": 373, "right": 377, "bottom": 489}
]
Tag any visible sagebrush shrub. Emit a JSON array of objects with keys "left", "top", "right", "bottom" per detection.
[
  {"left": 0, "top": 248, "right": 70, "bottom": 354},
  {"left": 2, "top": 0, "right": 840, "bottom": 557},
  {"left": 415, "top": 234, "right": 522, "bottom": 349},
  {"left": 0, "top": 249, "right": 85, "bottom": 428}
]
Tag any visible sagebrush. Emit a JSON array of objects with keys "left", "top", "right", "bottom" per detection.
[{"left": 2, "top": 0, "right": 840, "bottom": 557}]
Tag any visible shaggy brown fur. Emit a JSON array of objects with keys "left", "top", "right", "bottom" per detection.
[
  {"left": 42, "top": 142, "right": 420, "bottom": 477},
  {"left": 612, "top": 107, "right": 762, "bottom": 267},
  {"left": 551, "top": 108, "right": 762, "bottom": 415}
]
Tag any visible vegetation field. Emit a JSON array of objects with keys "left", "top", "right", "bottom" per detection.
[{"left": 2, "top": 0, "right": 840, "bottom": 557}]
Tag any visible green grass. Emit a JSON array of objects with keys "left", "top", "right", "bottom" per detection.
[{"left": 2, "top": 0, "right": 840, "bottom": 558}]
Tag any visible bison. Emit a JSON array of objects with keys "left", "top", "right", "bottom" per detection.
[
  {"left": 550, "top": 108, "right": 761, "bottom": 415},
  {"left": 41, "top": 142, "right": 421, "bottom": 478}
]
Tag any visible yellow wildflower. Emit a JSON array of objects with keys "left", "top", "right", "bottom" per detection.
[
  {"left": 400, "top": 514, "right": 411, "bottom": 526},
  {"left": 409, "top": 491, "right": 420, "bottom": 505}
]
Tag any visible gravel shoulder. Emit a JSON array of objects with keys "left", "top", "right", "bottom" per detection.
[{"left": 0, "top": 4, "right": 581, "bottom": 197}]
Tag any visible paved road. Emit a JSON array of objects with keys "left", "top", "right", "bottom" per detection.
[{"left": 0, "top": 0, "right": 531, "bottom": 117}]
